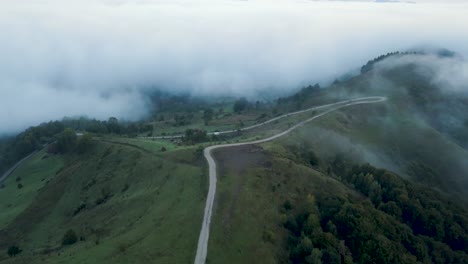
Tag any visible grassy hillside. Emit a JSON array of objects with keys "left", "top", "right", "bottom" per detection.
[
  {"left": 1, "top": 52, "right": 468, "bottom": 263},
  {"left": 206, "top": 54, "right": 468, "bottom": 263},
  {"left": 0, "top": 140, "right": 205, "bottom": 263},
  {"left": 207, "top": 102, "right": 468, "bottom": 263}
]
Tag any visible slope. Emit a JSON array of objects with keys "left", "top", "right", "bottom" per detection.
[{"left": 0, "top": 140, "right": 205, "bottom": 263}]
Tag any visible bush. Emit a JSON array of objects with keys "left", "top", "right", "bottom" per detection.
[
  {"left": 62, "top": 229, "right": 78, "bottom": 245},
  {"left": 161, "top": 146, "right": 167, "bottom": 152},
  {"left": 7, "top": 245, "right": 21, "bottom": 257},
  {"left": 17, "top": 183, "right": 23, "bottom": 189}
]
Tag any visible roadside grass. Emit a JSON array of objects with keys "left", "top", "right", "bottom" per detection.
[
  {"left": 0, "top": 141, "right": 205, "bottom": 263},
  {"left": 150, "top": 106, "right": 285, "bottom": 137},
  {"left": 0, "top": 149, "right": 63, "bottom": 230},
  {"left": 207, "top": 143, "right": 351, "bottom": 264}
]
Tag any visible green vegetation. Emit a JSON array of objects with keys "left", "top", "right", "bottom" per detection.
[
  {"left": 283, "top": 162, "right": 468, "bottom": 264},
  {"left": 2, "top": 51, "right": 468, "bottom": 263},
  {"left": 0, "top": 149, "right": 64, "bottom": 229},
  {"left": 76, "top": 133, "right": 93, "bottom": 154},
  {"left": 0, "top": 121, "right": 64, "bottom": 176},
  {"left": 184, "top": 129, "right": 208, "bottom": 144},
  {"left": 233, "top": 97, "right": 249, "bottom": 113},
  {"left": 56, "top": 128, "right": 78, "bottom": 153},
  {"left": 6, "top": 246, "right": 21, "bottom": 257},
  {"left": 0, "top": 140, "right": 205, "bottom": 263},
  {"left": 205, "top": 55, "right": 468, "bottom": 262},
  {"left": 0, "top": 117, "right": 150, "bottom": 177},
  {"left": 62, "top": 229, "right": 78, "bottom": 246},
  {"left": 208, "top": 132, "right": 468, "bottom": 263}
]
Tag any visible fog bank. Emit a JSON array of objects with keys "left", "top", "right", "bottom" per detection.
[{"left": 1, "top": 0, "right": 468, "bottom": 134}]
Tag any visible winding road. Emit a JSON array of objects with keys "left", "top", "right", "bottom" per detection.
[{"left": 193, "top": 96, "right": 387, "bottom": 264}]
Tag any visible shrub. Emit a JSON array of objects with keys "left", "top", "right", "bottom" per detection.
[
  {"left": 17, "top": 183, "right": 23, "bottom": 189},
  {"left": 62, "top": 229, "right": 78, "bottom": 245},
  {"left": 161, "top": 146, "right": 167, "bottom": 152},
  {"left": 283, "top": 200, "right": 293, "bottom": 211},
  {"left": 7, "top": 245, "right": 22, "bottom": 257}
]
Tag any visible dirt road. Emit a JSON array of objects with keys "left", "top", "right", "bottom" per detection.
[{"left": 193, "top": 96, "right": 387, "bottom": 264}]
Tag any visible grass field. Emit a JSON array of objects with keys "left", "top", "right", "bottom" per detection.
[
  {"left": 0, "top": 149, "right": 64, "bottom": 230},
  {"left": 0, "top": 141, "right": 206, "bottom": 263}
]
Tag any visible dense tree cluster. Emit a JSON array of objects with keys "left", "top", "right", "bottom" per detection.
[
  {"left": 360, "top": 51, "right": 423, "bottom": 74},
  {"left": 62, "top": 117, "right": 152, "bottom": 136},
  {"left": 0, "top": 121, "right": 64, "bottom": 175},
  {"left": 277, "top": 84, "right": 321, "bottom": 108},
  {"left": 0, "top": 117, "right": 152, "bottom": 175},
  {"left": 283, "top": 161, "right": 468, "bottom": 264},
  {"left": 233, "top": 97, "right": 249, "bottom": 113},
  {"left": 6, "top": 245, "right": 21, "bottom": 257},
  {"left": 56, "top": 128, "right": 78, "bottom": 153},
  {"left": 274, "top": 84, "right": 323, "bottom": 112},
  {"left": 343, "top": 164, "right": 468, "bottom": 253},
  {"left": 184, "top": 129, "right": 208, "bottom": 144}
]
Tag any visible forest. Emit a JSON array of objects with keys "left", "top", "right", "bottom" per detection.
[{"left": 282, "top": 161, "right": 468, "bottom": 264}]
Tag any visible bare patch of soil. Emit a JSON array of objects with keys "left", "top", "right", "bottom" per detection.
[{"left": 213, "top": 145, "right": 269, "bottom": 234}]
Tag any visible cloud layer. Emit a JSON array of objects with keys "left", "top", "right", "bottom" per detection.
[{"left": 1, "top": 0, "right": 468, "bottom": 134}]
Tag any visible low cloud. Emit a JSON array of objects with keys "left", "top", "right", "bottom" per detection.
[
  {"left": 377, "top": 54, "right": 468, "bottom": 93},
  {"left": 1, "top": 0, "right": 468, "bottom": 134}
]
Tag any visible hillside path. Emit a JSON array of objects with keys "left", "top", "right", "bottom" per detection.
[{"left": 193, "top": 96, "right": 387, "bottom": 264}]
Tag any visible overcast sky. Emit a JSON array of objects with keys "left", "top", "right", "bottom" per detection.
[{"left": 1, "top": 0, "right": 467, "bottom": 134}]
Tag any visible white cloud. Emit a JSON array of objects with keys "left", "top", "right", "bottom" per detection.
[{"left": 0, "top": 0, "right": 468, "bottom": 134}]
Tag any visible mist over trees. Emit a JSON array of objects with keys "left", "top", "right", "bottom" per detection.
[
  {"left": 2, "top": 1, "right": 468, "bottom": 134},
  {"left": 283, "top": 162, "right": 468, "bottom": 264}
]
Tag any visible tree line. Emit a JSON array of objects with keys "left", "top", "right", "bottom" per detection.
[{"left": 0, "top": 117, "right": 151, "bottom": 176}]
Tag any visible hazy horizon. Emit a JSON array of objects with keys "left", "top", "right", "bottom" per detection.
[{"left": 1, "top": 0, "right": 468, "bottom": 134}]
